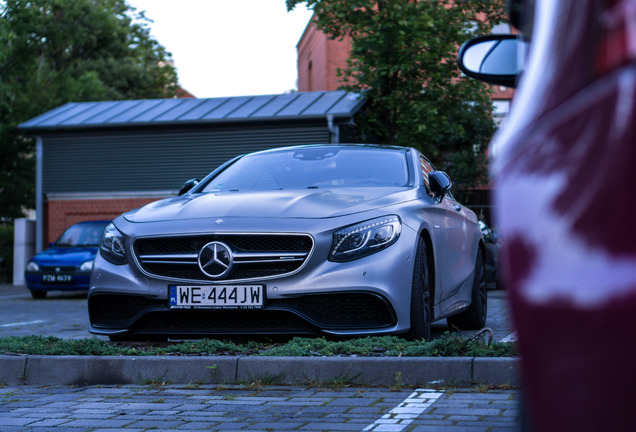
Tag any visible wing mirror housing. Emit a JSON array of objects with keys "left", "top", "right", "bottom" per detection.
[
  {"left": 457, "top": 34, "right": 527, "bottom": 88},
  {"left": 178, "top": 178, "right": 200, "bottom": 196},
  {"left": 429, "top": 171, "right": 452, "bottom": 202}
]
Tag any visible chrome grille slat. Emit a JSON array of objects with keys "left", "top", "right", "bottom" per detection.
[
  {"left": 139, "top": 254, "right": 199, "bottom": 260},
  {"left": 140, "top": 260, "right": 200, "bottom": 265},
  {"left": 133, "top": 234, "right": 313, "bottom": 282}
]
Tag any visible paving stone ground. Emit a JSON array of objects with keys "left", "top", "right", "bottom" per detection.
[
  {"left": 0, "top": 384, "right": 520, "bottom": 431},
  {"left": 0, "top": 286, "right": 519, "bottom": 430}
]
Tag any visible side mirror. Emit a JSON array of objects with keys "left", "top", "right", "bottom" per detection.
[
  {"left": 429, "top": 171, "right": 452, "bottom": 202},
  {"left": 480, "top": 222, "right": 494, "bottom": 242},
  {"left": 457, "top": 34, "right": 526, "bottom": 88},
  {"left": 178, "top": 178, "right": 200, "bottom": 196}
]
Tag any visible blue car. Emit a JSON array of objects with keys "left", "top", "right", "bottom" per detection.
[{"left": 25, "top": 220, "right": 110, "bottom": 299}]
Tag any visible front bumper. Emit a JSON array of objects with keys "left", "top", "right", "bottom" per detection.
[{"left": 89, "top": 291, "right": 397, "bottom": 338}]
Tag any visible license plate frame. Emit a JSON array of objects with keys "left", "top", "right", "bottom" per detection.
[{"left": 169, "top": 285, "right": 265, "bottom": 309}]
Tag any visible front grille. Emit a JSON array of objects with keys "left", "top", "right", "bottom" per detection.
[
  {"left": 41, "top": 265, "right": 76, "bottom": 272},
  {"left": 275, "top": 292, "right": 396, "bottom": 329},
  {"left": 89, "top": 294, "right": 163, "bottom": 327},
  {"left": 132, "top": 234, "right": 314, "bottom": 282}
]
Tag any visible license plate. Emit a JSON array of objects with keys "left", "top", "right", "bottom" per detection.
[
  {"left": 169, "top": 285, "right": 265, "bottom": 309},
  {"left": 42, "top": 274, "right": 73, "bottom": 284}
]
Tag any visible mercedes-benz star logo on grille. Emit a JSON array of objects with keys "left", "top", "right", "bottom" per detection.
[{"left": 198, "top": 241, "right": 233, "bottom": 279}]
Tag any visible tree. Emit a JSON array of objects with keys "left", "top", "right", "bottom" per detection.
[
  {"left": 287, "top": 0, "right": 506, "bottom": 198},
  {"left": 0, "top": 0, "right": 178, "bottom": 219}
]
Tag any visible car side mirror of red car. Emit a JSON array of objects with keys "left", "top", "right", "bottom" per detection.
[{"left": 457, "top": 34, "right": 526, "bottom": 88}]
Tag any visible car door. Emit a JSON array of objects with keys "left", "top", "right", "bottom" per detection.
[{"left": 419, "top": 156, "right": 475, "bottom": 303}]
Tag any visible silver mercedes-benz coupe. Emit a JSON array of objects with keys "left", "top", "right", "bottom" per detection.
[{"left": 88, "top": 144, "right": 486, "bottom": 341}]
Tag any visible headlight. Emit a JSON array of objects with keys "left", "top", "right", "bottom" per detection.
[
  {"left": 100, "top": 223, "right": 127, "bottom": 265},
  {"left": 26, "top": 261, "right": 40, "bottom": 272},
  {"left": 79, "top": 260, "right": 94, "bottom": 272},
  {"left": 330, "top": 215, "right": 401, "bottom": 262}
]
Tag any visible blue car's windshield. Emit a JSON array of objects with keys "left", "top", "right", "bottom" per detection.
[
  {"left": 201, "top": 147, "right": 409, "bottom": 192},
  {"left": 55, "top": 221, "right": 109, "bottom": 247}
]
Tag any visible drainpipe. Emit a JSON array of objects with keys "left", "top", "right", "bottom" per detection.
[
  {"left": 327, "top": 115, "right": 339, "bottom": 144},
  {"left": 35, "top": 136, "right": 43, "bottom": 252}
]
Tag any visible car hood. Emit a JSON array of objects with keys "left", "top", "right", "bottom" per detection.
[
  {"left": 32, "top": 247, "right": 97, "bottom": 266},
  {"left": 124, "top": 187, "right": 417, "bottom": 223}
]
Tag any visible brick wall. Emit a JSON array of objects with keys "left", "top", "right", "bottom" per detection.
[
  {"left": 297, "top": 22, "right": 352, "bottom": 92},
  {"left": 45, "top": 198, "right": 160, "bottom": 245}
]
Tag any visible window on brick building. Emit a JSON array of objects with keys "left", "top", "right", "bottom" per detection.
[{"left": 308, "top": 61, "right": 313, "bottom": 92}]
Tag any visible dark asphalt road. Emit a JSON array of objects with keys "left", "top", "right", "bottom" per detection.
[{"left": 0, "top": 284, "right": 515, "bottom": 342}]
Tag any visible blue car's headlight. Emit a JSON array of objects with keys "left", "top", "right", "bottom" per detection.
[
  {"left": 330, "top": 215, "right": 401, "bottom": 262},
  {"left": 26, "top": 261, "right": 40, "bottom": 272},
  {"left": 79, "top": 260, "right": 94, "bottom": 272},
  {"left": 100, "top": 223, "right": 127, "bottom": 265}
]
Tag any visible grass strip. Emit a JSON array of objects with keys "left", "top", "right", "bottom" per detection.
[{"left": 0, "top": 333, "right": 517, "bottom": 357}]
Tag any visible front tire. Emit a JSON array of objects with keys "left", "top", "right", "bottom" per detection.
[
  {"left": 447, "top": 247, "right": 487, "bottom": 330},
  {"left": 30, "top": 290, "right": 46, "bottom": 299},
  {"left": 404, "top": 238, "right": 432, "bottom": 341}
]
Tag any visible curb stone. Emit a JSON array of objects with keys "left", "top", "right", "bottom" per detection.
[
  {"left": 0, "top": 355, "right": 519, "bottom": 387},
  {"left": 0, "top": 355, "right": 27, "bottom": 385}
]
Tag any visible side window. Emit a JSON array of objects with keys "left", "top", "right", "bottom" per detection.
[{"left": 419, "top": 156, "right": 435, "bottom": 194}]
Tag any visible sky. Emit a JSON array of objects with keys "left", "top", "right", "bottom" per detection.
[{"left": 125, "top": 0, "right": 314, "bottom": 99}]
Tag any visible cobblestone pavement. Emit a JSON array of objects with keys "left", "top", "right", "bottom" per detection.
[
  {"left": 0, "top": 384, "right": 520, "bottom": 431},
  {"left": 433, "top": 289, "right": 514, "bottom": 343}
]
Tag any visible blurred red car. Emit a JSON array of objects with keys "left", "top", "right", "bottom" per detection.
[{"left": 458, "top": 0, "right": 636, "bottom": 430}]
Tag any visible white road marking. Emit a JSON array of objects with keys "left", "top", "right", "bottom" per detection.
[
  {"left": 0, "top": 320, "right": 45, "bottom": 328},
  {"left": 500, "top": 332, "right": 517, "bottom": 343},
  {"left": 363, "top": 388, "right": 443, "bottom": 431},
  {"left": 0, "top": 294, "right": 31, "bottom": 300}
]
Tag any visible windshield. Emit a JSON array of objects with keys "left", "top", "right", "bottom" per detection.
[
  {"left": 201, "top": 147, "right": 409, "bottom": 192},
  {"left": 55, "top": 221, "right": 110, "bottom": 247}
]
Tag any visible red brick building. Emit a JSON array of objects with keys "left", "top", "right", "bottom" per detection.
[
  {"left": 297, "top": 18, "right": 353, "bottom": 93},
  {"left": 45, "top": 195, "right": 164, "bottom": 247},
  {"left": 296, "top": 19, "right": 515, "bottom": 122}
]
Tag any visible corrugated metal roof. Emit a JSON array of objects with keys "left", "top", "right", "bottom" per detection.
[{"left": 19, "top": 90, "right": 365, "bottom": 132}]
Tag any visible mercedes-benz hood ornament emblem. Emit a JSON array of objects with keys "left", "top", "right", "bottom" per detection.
[{"left": 198, "top": 241, "right": 233, "bottom": 278}]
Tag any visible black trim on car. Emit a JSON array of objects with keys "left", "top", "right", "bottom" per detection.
[{"left": 88, "top": 291, "right": 397, "bottom": 338}]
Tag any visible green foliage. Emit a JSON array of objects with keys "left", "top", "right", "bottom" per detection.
[
  {"left": 0, "top": 334, "right": 518, "bottom": 357},
  {"left": 0, "top": 0, "right": 178, "bottom": 219},
  {"left": 255, "top": 335, "right": 517, "bottom": 357},
  {"left": 287, "top": 0, "right": 506, "bottom": 195},
  {"left": 0, "top": 335, "right": 124, "bottom": 355}
]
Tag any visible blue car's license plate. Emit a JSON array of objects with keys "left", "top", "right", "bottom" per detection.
[
  {"left": 42, "top": 274, "right": 73, "bottom": 284},
  {"left": 169, "top": 285, "right": 265, "bottom": 309}
]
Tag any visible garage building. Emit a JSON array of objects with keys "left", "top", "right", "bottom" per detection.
[{"left": 19, "top": 90, "right": 365, "bottom": 251}]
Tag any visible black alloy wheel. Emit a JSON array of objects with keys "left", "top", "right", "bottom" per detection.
[{"left": 404, "top": 237, "right": 432, "bottom": 341}]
